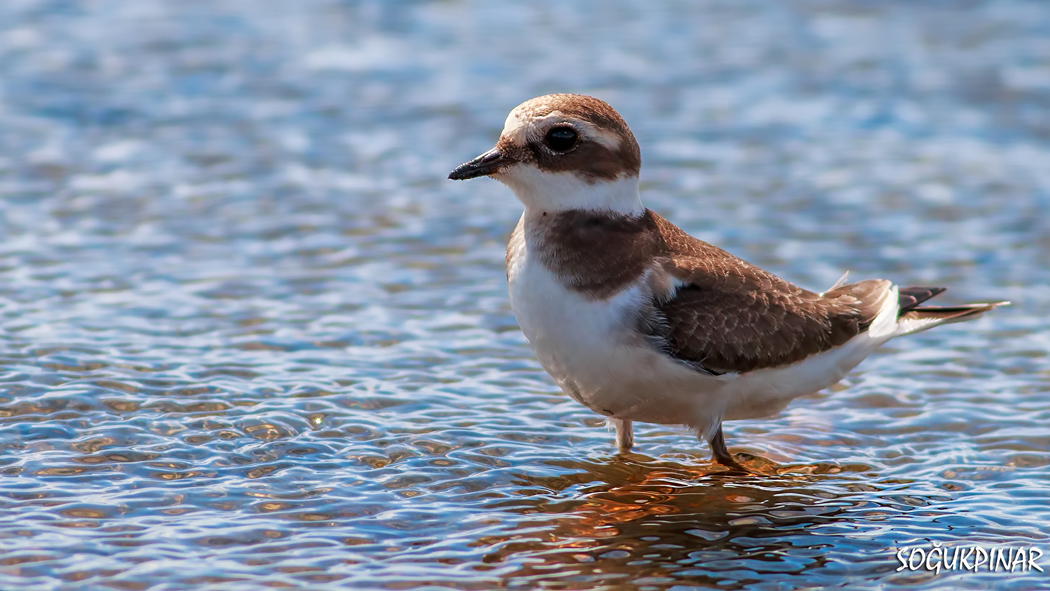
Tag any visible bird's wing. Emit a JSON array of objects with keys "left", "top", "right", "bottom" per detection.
[{"left": 643, "top": 212, "right": 893, "bottom": 375}]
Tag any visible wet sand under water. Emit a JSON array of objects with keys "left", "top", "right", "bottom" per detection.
[{"left": 0, "top": 1, "right": 1049, "bottom": 590}]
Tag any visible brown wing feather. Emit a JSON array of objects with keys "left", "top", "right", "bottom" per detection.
[{"left": 647, "top": 212, "right": 893, "bottom": 375}]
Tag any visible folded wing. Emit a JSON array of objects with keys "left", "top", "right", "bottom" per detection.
[{"left": 644, "top": 212, "right": 896, "bottom": 375}]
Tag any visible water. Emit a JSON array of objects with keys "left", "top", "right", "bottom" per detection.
[{"left": 0, "top": 1, "right": 1048, "bottom": 589}]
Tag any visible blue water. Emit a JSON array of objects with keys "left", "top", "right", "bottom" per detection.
[{"left": 1, "top": 1, "right": 1048, "bottom": 589}]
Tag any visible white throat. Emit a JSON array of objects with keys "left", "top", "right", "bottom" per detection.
[{"left": 495, "top": 165, "right": 643, "bottom": 216}]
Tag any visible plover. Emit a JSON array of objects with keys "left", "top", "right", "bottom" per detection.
[{"left": 449, "top": 93, "right": 1007, "bottom": 470}]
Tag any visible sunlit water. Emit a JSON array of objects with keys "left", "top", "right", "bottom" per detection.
[{"left": 1, "top": 1, "right": 1048, "bottom": 590}]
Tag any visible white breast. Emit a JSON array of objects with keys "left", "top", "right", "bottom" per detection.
[
  {"left": 506, "top": 222, "right": 727, "bottom": 428},
  {"left": 507, "top": 232, "right": 642, "bottom": 394}
]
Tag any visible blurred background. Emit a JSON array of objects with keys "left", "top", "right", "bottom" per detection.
[{"left": 0, "top": 1, "right": 1048, "bottom": 590}]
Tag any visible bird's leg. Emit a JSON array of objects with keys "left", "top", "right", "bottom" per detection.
[
  {"left": 611, "top": 418, "right": 633, "bottom": 453},
  {"left": 706, "top": 424, "right": 749, "bottom": 472}
]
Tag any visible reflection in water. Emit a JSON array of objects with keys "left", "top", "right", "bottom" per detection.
[{"left": 491, "top": 457, "right": 885, "bottom": 588}]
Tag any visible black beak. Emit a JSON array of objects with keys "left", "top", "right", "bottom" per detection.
[{"left": 448, "top": 148, "right": 508, "bottom": 180}]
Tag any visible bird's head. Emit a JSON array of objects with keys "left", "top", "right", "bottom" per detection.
[{"left": 449, "top": 94, "right": 643, "bottom": 214}]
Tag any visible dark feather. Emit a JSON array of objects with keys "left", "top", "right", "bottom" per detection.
[
  {"left": 897, "top": 286, "right": 947, "bottom": 314},
  {"left": 646, "top": 212, "right": 894, "bottom": 375}
]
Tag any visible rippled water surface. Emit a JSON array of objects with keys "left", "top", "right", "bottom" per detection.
[{"left": 1, "top": 1, "right": 1049, "bottom": 589}]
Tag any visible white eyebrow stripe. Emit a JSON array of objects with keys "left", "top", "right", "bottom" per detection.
[
  {"left": 580, "top": 123, "right": 623, "bottom": 151},
  {"left": 502, "top": 110, "right": 623, "bottom": 152},
  {"left": 502, "top": 111, "right": 529, "bottom": 145}
]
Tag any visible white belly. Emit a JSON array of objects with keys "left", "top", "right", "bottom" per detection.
[
  {"left": 720, "top": 332, "right": 883, "bottom": 421},
  {"left": 507, "top": 243, "right": 726, "bottom": 427}
]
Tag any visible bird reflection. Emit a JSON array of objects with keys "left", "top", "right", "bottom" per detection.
[{"left": 486, "top": 454, "right": 874, "bottom": 588}]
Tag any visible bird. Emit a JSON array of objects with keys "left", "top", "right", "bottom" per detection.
[{"left": 448, "top": 93, "right": 1007, "bottom": 471}]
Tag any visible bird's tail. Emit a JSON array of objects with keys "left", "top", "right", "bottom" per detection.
[{"left": 895, "top": 300, "right": 1010, "bottom": 336}]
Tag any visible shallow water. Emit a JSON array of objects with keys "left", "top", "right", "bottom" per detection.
[{"left": 1, "top": 1, "right": 1048, "bottom": 589}]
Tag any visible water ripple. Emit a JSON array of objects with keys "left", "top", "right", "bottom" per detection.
[{"left": 0, "top": 0, "right": 1048, "bottom": 590}]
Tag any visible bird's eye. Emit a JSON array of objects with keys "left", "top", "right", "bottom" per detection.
[{"left": 544, "top": 127, "right": 578, "bottom": 152}]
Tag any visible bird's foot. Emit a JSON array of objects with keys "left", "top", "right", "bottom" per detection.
[{"left": 709, "top": 425, "right": 755, "bottom": 475}]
